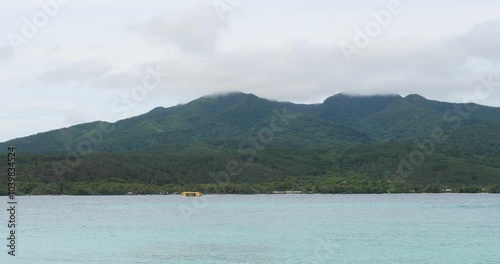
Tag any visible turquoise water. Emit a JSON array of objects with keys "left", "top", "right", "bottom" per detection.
[{"left": 1, "top": 194, "right": 499, "bottom": 263}]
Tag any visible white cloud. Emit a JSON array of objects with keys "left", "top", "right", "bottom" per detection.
[
  {"left": 2, "top": 0, "right": 500, "bottom": 142},
  {"left": 450, "top": 18, "right": 500, "bottom": 61},
  {"left": 129, "top": 2, "right": 227, "bottom": 55},
  {"left": 39, "top": 58, "right": 112, "bottom": 84}
]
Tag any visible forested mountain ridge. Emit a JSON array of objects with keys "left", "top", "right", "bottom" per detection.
[
  {"left": 2, "top": 92, "right": 499, "bottom": 153},
  {"left": 1, "top": 92, "right": 499, "bottom": 195},
  {"left": 1, "top": 92, "right": 375, "bottom": 153}
]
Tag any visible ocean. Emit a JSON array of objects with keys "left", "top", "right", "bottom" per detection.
[{"left": 1, "top": 194, "right": 499, "bottom": 263}]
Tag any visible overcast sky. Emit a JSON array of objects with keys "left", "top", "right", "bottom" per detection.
[{"left": 1, "top": 0, "right": 500, "bottom": 142}]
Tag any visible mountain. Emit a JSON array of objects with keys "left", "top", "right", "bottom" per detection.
[
  {"left": 5, "top": 92, "right": 499, "bottom": 153},
  {"left": 1, "top": 92, "right": 499, "bottom": 195},
  {"left": 0, "top": 92, "right": 372, "bottom": 153},
  {"left": 319, "top": 93, "right": 403, "bottom": 126}
]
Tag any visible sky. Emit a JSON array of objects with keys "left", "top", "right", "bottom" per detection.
[{"left": 1, "top": 0, "right": 500, "bottom": 142}]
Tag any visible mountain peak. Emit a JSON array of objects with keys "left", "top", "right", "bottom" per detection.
[
  {"left": 201, "top": 91, "right": 257, "bottom": 99},
  {"left": 320, "top": 93, "right": 403, "bottom": 125},
  {"left": 405, "top": 94, "right": 427, "bottom": 101},
  {"left": 329, "top": 92, "right": 401, "bottom": 99}
]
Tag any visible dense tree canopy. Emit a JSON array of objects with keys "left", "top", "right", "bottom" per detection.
[{"left": 1, "top": 93, "right": 499, "bottom": 195}]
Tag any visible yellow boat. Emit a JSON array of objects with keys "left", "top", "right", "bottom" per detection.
[{"left": 181, "top": 192, "right": 202, "bottom": 197}]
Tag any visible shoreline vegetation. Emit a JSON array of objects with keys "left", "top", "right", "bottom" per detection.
[{"left": 1, "top": 181, "right": 499, "bottom": 196}]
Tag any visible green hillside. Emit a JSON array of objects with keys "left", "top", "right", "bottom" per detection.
[
  {"left": 0, "top": 92, "right": 499, "bottom": 195},
  {"left": 0, "top": 93, "right": 371, "bottom": 153}
]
